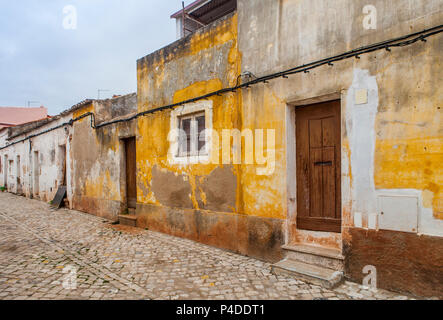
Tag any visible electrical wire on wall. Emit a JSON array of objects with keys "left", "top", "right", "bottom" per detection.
[{"left": 1, "top": 24, "right": 442, "bottom": 151}]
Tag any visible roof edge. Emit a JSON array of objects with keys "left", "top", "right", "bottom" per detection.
[{"left": 171, "top": 0, "right": 212, "bottom": 18}]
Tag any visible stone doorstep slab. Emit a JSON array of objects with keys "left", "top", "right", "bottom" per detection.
[
  {"left": 118, "top": 215, "right": 137, "bottom": 227},
  {"left": 282, "top": 244, "right": 345, "bottom": 271},
  {"left": 271, "top": 258, "right": 344, "bottom": 290},
  {"left": 282, "top": 244, "right": 344, "bottom": 260}
]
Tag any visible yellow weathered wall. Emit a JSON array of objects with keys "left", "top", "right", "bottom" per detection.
[
  {"left": 136, "top": 13, "right": 285, "bottom": 261},
  {"left": 373, "top": 48, "right": 442, "bottom": 218},
  {"left": 136, "top": 2, "right": 442, "bottom": 266},
  {"left": 137, "top": 13, "right": 288, "bottom": 220},
  {"left": 137, "top": 14, "right": 242, "bottom": 212}
]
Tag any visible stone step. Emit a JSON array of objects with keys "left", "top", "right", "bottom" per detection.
[
  {"left": 271, "top": 258, "right": 344, "bottom": 289},
  {"left": 282, "top": 244, "right": 344, "bottom": 271},
  {"left": 118, "top": 214, "right": 137, "bottom": 227}
]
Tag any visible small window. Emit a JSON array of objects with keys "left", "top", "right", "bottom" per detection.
[
  {"left": 178, "top": 112, "right": 207, "bottom": 157},
  {"left": 169, "top": 100, "right": 212, "bottom": 164}
]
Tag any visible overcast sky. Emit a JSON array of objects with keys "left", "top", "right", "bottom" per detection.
[{"left": 0, "top": 1, "right": 184, "bottom": 115}]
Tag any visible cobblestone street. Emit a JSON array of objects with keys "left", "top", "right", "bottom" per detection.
[{"left": 0, "top": 192, "right": 415, "bottom": 300}]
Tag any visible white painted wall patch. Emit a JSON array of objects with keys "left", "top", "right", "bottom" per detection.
[
  {"left": 368, "top": 212, "right": 378, "bottom": 230},
  {"left": 354, "top": 212, "right": 363, "bottom": 228}
]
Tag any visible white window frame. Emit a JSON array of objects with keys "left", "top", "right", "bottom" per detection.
[
  {"left": 170, "top": 100, "right": 213, "bottom": 165},
  {"left": 177, "top": 112, "right": 206, "bottom": 157}
]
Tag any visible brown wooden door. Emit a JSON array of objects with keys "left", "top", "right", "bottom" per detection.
[
  {"left": 296, "top": 100, "right": 341, "bottom": 233},
  {"left": 125, "top": 137, "right": 137, "bottom": 209}
]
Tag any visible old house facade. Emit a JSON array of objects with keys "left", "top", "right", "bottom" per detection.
[
  {"left": 0, "top": 0, "right": 441, "bottom": 298},
  {"left": 134, "top": 0, "right": 442, "bottom": 297},
  {"left": 0, "top": 94, "right": 137, "bottom": 216},
  {"left": 234, "top": 0, "right": 442, "bottom": 297},
  {"left": 71, "top": 93, "right": 137, "bottom": 221}
]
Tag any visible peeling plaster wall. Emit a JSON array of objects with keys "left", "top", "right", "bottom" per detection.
[
  {"left": 238, "top": 0, "right": 442, "bottom": 297},
  {"left": 0, "top": 130, "right": 8, "bottom": 149},
  {"left": 0, "top": 94, "right": 137, "bottom": 221},
  {"left": 136, "top": 1, "right": 442, "bottom": 274},
  {"left": 238, "top": 0, "right": 443, "bottom": 237},
  {"left": 346, "top": 69, "right": 443, "bottom": 237},
  {"left": 136, "top": 13, "right": 284, "bottom": 262},
  {"left": 0, "top": 0, "right": 440, "bottom": 298},
  {"left": 346, "top": 69, "right": 378, "bottom": 219},
  {"left": 71, "top": 95, "right": 137, "bottom": 221},
  {"left": 0, "top": 115, "right": 73, "bottom": 203}
]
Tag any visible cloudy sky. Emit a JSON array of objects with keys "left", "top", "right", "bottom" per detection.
[{"left": 0, "top": 0, "right": 184, "bottom": 115}]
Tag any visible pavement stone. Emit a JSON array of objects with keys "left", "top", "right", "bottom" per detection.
[{"left": 0, "top": 192, "right": 418, "bottom": 300}]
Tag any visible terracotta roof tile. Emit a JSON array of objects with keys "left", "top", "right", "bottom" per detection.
[{"left": 0, "top": 107, "right": 48, "bottom": 127}]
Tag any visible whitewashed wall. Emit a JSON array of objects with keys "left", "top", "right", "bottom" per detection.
[{"left": 0, "top": 114, "right": 73, "bottom": 205}]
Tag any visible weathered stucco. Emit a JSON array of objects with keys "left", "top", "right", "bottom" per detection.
[
  {"left": 0, "top": 115, "right": 73, "bottom": 204},
  {"left": 0, "top": 0, "right": 441, "bottom": 298},
  {"left": 136, "top": 12, "right": 285, "bottom": 261},
  {"left": 133, "top": 1, "right": 443, "bottom": 278},
  {"left": 136, "top": 13, "right": 240, "bottom": 213},
  {"left": 71, "top": 94, "right": 137, "bottom": 221},
  {"left": 236, "top": 0, "right": 442, "bottom": 296}
]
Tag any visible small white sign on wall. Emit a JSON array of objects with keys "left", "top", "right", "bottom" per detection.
[
  {"left": 378, "top": 195, "right": 419, "bottom": 233},
  {"left": 355, "top": 89, "right": 368, "bottom": 105}
]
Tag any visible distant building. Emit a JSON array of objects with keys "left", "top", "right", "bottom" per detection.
[
  {"left": 0, "top": 106, "right": 49, "bottom": 130},
  {"left": 0, "top": 94, "right": 137, "bottom": 212}
]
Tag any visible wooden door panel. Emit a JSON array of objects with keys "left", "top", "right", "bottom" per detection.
[
  {"left": 322, "top": 117, "right": 335, "bottom": 147},
  {"left": 309, "top": 148, "right": 323, "bottom": 217},
  {"left": 125, "top": 138, "right": 137, "bottom": 209},
  {"left": 296, "top": 113, "right": 310, "bottom": 219},
  {"left": 296, "top": 217, "right": 342, "bottom": 233},
  {"left": 296, "top": 100, "right": 341, "bottom": 233},
  {"left": 322, "top": 147, "right": 336, "bottom": 219},
  {"left": 309, "top": 119, "right": 323, "bottom": 148}
]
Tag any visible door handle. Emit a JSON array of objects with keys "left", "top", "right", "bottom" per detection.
[{"left": 314, "top": 161, "right": 333, "bottom": 166}]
